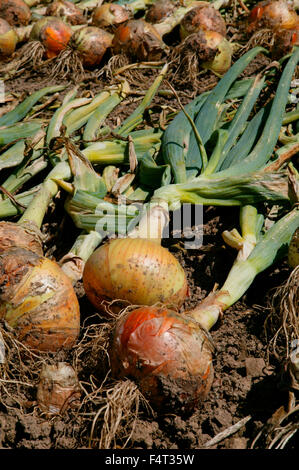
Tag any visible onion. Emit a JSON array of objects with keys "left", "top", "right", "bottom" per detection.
[
  {"left": 0, "top": 0, "right": 31, "bottom": 27},
  {"left": 178, "top": 30, "right": 232, "bottom": 76},
  {"left": 91, "top": 3, "right": 129, "bottom": 29},
  {"left": 0, "top": 18, "right": 18, "bottom": 58},
  {"left": 83, "top": 238, "right": 188, "bottom": 313},
  {"left": 110, "top": 306, "right": 214, "bottom": 411},
  {"left": 68, "top": 26, "right": 113, "bottom": 68},
  {"left": 271, "top": 24, "right": 299, "bottom": 56},
  {"left": 180, "top": 4, "right": 227, "bottom": 40},
  {"left": 46, "top": 0, "right": 86, "bottom": 25},
  {"left": 37, "top": 362, "right": 81, "bottom": 416},
  {"left": 0, "top": 220, "right": 43, "bottom": 255},
  {"left": 112, "top": 19, "right": 166, "bottom": 62},
  {"left": 0, "top": 247, "right": 80, "bottom": 352},
  {"left": 145, "top": 0, "right": 175, "bottom": 24},
  {"left": 30, "top": 16, "right": 73, "bottom": 59},
  {"left": 247, "top": 0, "right": 298, "bottom": 33}
]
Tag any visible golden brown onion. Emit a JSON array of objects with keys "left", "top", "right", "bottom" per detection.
[
  {"left": 0, "top": 247, "right": 80, "bottom": 352},
  {"left": 69, "top": 26, "right": 113, "bottom": 68},
  {"left": 83, "top": 238, "right": 188, "bottom": 313},
  {"left": 112, "top": 19, "right": 166, "bottom": 61},
  {"left": 46, "top": 0, "right": 86, "bottom": 25},
  {"left": 180, "top": 4, "right": 227, "bottom": 40},
  {"left": 0, "top": 0, "right": 31, "bottom": 27},
  {"left": 110, "top": 306, "right": 214, "bottom": 411},
  {"left": 247, "top": 0, "right": 298, "bottom": 33},
  {"left": 30, "top": 16, "right": 73, "bottom": 59},
  {"left": 91, "top": 3, "right": 129, "bottom": 29},
  {"left": 0, "top": 18, "right": 18, "bottom": 58}
]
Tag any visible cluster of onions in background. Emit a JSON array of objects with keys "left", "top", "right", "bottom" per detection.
[{"left": 1, "top": 0, "right": 299, "bottom": 77}]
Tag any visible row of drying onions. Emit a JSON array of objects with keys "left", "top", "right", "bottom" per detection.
[{"left": 1, "top": 0, "right": 299, "bottom": 76}]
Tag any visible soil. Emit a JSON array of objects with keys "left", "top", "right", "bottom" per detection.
[{"left": 0, "top": 8, "right": 298, "bottom": 450}]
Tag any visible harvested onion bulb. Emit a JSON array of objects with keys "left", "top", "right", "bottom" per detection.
[
  {"left": 0, "top": 0, "right": 31, "bottom": 27},
  {"left": 29, "top": 16, "right": 73, "bottom": 59},
  {"left": 180, "top": 30, "right": 232, "bottom": 76},
  {"left": 0, "top": 18, "right": 18, "bottom": 58},
  {"left": 112, "top": 19, "right": 166, "bottom": 61},
  {"left": 46, "top": 0, "right": 86, "bottom": 25},
  {"left": 0, "top": 247, "right": 80, "bottom": 352},
  {"left": 83, "top": 238, "right": 188, "bottom": 313},
  {"left": 91, "top": 3, "right": 129, "bottom": 29},
  {"left": 247, "top": 0, "right": 298, "bottom": 33},
  {"left": 180, "top": 4, "right": 227, "bottom": 40},
  {"left": 145, "top": 0, "right": 175, "bottom": 24},
  {"left": 68, "top": 26, "right": 113, "bottom": 68},
  {"left": 110, "top": 305, "right": 214, "bottom": 411}
]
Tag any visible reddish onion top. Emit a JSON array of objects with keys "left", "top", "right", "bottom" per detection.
[
  {"left": 247, "top": 0, "right": 298, "bottom": 32},
  {"left": 30, "top": 16, "right": 73, "bottom": 59},
  {"left": 46, "top": 0, "right": 86, "bottom": 25},
  {"left": 180, "top": 4, "right": 227, "bottom": 40}
]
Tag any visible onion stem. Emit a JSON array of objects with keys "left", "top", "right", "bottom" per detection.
[{"left": 190, "top": 206, "right": 299, "bottom": 330}]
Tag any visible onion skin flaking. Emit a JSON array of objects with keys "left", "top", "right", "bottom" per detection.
[
  {"left": 180, "top": 4, "right": 227, "bottom": 40},
  {"left": 30, "top": 17, "right": 73, "bottom": 59},
  {"left": 0, "top": 18, "right": 18, "bottom": 58},
  {"left": 0, "top": 247, "right": 80, "bottom": 352},
  {"left": 0, "top": 220, "right": 43, "bottom": 255},
  {"left": 0, "top": 0, "right": 31, "bottom": 27},
  {"left": 91, "top": 3, "right": 129, "bottom": 29},
  {"left": 112, "top": 19, "right": 166, "bottom": 62},
  {"left": 110, "top": 306, "right": 214, "bottom": 411},
  {"left": 83, "top": 238, "right": 188, "bottom": 313},
  {"left": 46, "top": 0, "right": 86, "bottom": 26}
]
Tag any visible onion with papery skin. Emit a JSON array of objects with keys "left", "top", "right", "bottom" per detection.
[
  {"left": 180, "top": 4, "right": 227, "bottom": 40},
  {"left": 247, "top": 0, "right": 298, "bottom": 33},
  {"left": 110, "top": 306, "right": 214, "bottom": 412},
  {"left": 145, "top": 0, "right": 175, "bottom": 24},
  {"left": 83, "top": 238, "right": 188, "bottom": 313},
  {"left": 91, "top": 3, "right": 129, "bottom": 29},
  {"left": 179, "top": 30, "right": 232, "bottom": 76},
  {"left": 112, "top": 19, "right": 166, "bottom": 62},
  {"left": 0, "top": 220, "right": 43, "bottom": 255},
  {"left": 30, "top": 16, "right": 73, "bottom": 59},
  {"left": 68, "top": 26, "right": 113, "bottom": 68},
  {"left": 271, "top": 23, "right": 299, "bottom": 56},
  {"left": 46, "top": 0, "right": 86, "bottom": 25},
  {"left": 0, "top": 247, "right": 80, "bottom": 352},
  {"left": 37, "top": 362, "right": 81, "bottom": 416},
  {"left": 0, "top": 0, "right": 31, "bottom": 27},
  {"left": 0, "top": 18, "right": 18, "bottom": 58}
]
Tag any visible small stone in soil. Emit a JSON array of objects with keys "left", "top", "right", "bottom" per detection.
[{"left": 245, "top": 358, "right": 266, "bottom": 378}]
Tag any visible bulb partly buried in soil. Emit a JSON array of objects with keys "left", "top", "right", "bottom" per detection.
[{"left": 37, "top": 362, "right": 81, "bottom": 416}]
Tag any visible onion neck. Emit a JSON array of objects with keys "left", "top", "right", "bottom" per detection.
[
  {"left": 189, "top": 206, "right": 299, "bottom": 331},
  {"left": 18, "top": 161, "right": 71, "bottom": 229},
  {"left": 128, "top": 200, "right": 169, "bottom": 243}
]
